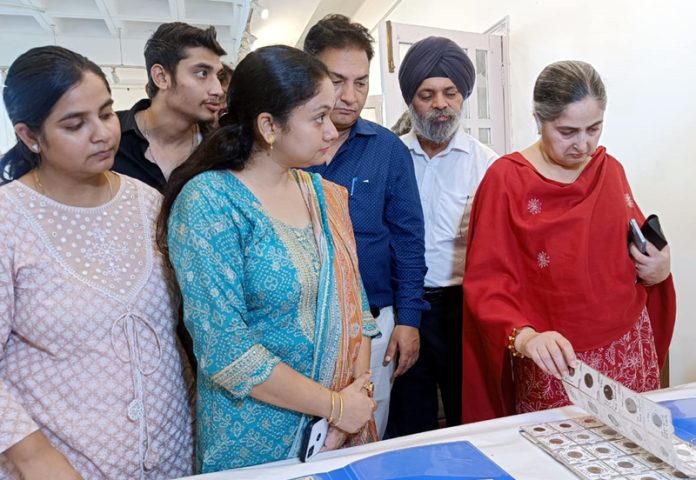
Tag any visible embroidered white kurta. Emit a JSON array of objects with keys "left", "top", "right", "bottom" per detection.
[{"left": 0, "top": 175, "right": 194, "bottom": 479}]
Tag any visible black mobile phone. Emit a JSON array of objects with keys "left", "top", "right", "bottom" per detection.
[
  {"left": 299, "top": 417, "right": 328, "bottom": 462},
  {"left": 642, "top": 214, "right": 668, "bottom": 251},
  {"left": 629, "top": 218, "right": 648, "bottom": 255}
]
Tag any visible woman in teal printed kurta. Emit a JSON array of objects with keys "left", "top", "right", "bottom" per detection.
[{"left": 159, "top": 46, "right": 380, "bottom": 472}]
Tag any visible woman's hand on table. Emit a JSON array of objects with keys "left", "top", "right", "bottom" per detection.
[
  {"left": 631, "top": 242, "right": 670, "bottom": 286},
  {"left": 335, "top": 371, "right": 376, "bottom": 433},
  {"left": 515, "top": 328, "right": 578, "bottom": 379}
]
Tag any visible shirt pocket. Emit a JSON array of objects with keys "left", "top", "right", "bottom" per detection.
[
  {"left": 435, "top": 191, "right": 472, "bottom": 240},
  {"left": 348, "top": 178, "right": 383, "bottom": 234}
]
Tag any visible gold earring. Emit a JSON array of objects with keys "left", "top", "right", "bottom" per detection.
[{"left": 267, "top": 134, "right": 275, "bottom": 150}]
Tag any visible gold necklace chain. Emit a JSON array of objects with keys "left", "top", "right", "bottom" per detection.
[{"left": 33, "top": 169, "right": 114, "bottom": 200}]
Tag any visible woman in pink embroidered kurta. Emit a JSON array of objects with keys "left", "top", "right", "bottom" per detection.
[{"left": 0, "top": 47, "right": 194, "bottom": 479}]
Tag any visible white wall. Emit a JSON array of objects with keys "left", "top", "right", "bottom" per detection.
[{"left": 385, "top": 0, "right": 696, "bottom": 386}]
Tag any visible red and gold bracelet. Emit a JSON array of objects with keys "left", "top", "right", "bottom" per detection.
[{"left": 507, "top": 327, "right": 526, "bottom": 358}]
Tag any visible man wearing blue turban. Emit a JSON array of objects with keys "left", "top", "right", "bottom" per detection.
[
  {"left": 387, "top": 36, "right": 498, "bottom": 437},
  {"left": 398, "top": 36, "right": 476, "bottom": 107}
]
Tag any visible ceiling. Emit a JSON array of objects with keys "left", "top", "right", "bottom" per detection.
[
  {"left": 249, "top": 0, "right": 401, "bottom": 50},
  {"left": 0, "top": 0, "right": 249, "bottom": 40},
  {"left": 0, "top": 0, "right": 251, "bottom": 70},
  {"left": 0, "top": 0, "right": 400, "bottom": 90}
]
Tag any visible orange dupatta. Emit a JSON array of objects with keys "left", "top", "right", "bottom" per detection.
[{"left": 296, "top": 170, "right": 378, "bottom": 446}]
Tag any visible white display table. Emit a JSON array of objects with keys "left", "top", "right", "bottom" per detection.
[{"left": 179, "top": 382, "right": 696, "bottom": 480}]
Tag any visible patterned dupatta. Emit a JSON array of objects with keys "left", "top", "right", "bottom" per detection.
[{"left": 290, "top": 170, "right": 377, "bottom": 451}]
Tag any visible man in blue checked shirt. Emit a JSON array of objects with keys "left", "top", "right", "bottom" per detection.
[{"left": 304, "top": 15, "right": 428, "bottom": 439}]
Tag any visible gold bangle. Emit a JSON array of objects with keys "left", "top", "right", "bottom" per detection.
[
  {"left": 508, "top": 327, "right": 525, "bottom": 358},
  {"left": 331, "top": 393, "right": 344, "bottom": 427},
  {"left": 327, "top": 391, "right": 336, "bottom": 424}
]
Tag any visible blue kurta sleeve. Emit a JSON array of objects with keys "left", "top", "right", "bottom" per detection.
[
  {"left": 167, "top": 176, "right": 280, "bottom": 398},
  {"left": 361, "top": 282, "right": 380, "bottom": 338}
]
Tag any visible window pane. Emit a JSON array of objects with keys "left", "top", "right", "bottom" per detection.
[
  {"left": 463, "top": 128, "right": 471, "bottom": 135},
  {"left": 463, "top": 97, "right": 471, "bottom": 119},
  {"left": 479, "top": 127, "right": 491, "bottom": 145},
  {"left": 476, "top": 50, "right": 490, "bottom": 120}
]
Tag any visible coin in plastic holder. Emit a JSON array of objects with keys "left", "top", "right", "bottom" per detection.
[
  {"left": 523, "top": 423, "right": 555, "bottom": 439},
  {"left": 594, "top": 425, "right": 623, "bottom": 441},
  {"left": 567, "top": 429, "right": 605, "bottom": 445},
  {"left": 604, "top": 455, "right": 651, "bottom": 475},
  {"left": 657, "top": 468, "right": 693, "bottom": 480},
  {"left": 548, "top": 419, "right": 585, "bottom": 433},
  {"left": 625, "top": 473, "right": 670, "bottom": 480},
  {"left": 590, "top": 441, "right": 629, "bottom": 460},
  {"left": 558, "top": 445, "right": 596, "bottom": 465},
  {"left": 584, "top": 398, "right": 602, "bottom": 417},
  {"left": 673, "top": 456, "right": 696, "bottom": 479},
  {"left": 616, "top": 438, "right": 644, "bottom": 454},
  {"left": 599, "top": 375, "right": 620, "bottom": 412},
  {"left": 643, "top": 402, "right": 674, "bottom": 440},
  {"left": 571, "top": 460, "right": 614, "bottom": 479},
  {"left": 605, "top": 411, "right": 622, "bottom": 429},
  {"left": 566, "top": 385, "right": 583, "bottom": 404},
  {"left": 578, "top": 364, "right": 601, "bottom": 400},
  {"left": 578, "top": 415, "right": 605, "bottom": 429},
  {"left": 538, "top": 433, "right": 573, "bottom": 450},
  {"left": 620, "top": 389, "right": 645, "bottom": 426},
  {"left": 673, "top": 442, "right": 696, "bottom": 461},
  {"left": 564, "top": 363, "right": 582, "bottom": 389},
  {"left": 629, "top": 426, "right": 647, "bottom": 444},
  {"left": 638, "top": 451, "right": 669, "bottom": 468}
]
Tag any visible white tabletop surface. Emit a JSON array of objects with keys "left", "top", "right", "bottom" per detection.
[{"left": 178, "top": 382, "right": 696, "bottom": 480}]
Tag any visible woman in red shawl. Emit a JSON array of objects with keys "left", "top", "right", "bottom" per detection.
[{"left": 462, "top": 61, "right": 675, "bottom": 423}]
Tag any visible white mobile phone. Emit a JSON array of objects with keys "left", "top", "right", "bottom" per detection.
[
  {"left": 629, "top": 218, "right": 648, "bottom": 255},
  {"left": 300, "top": 417, "right": 328, "bottom": 462}
]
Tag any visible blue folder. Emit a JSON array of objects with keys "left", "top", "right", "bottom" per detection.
[
  {"left": 295, "top": 441, "right": 514, "bottom": 480},
  {"left": 660, "top": 397, "right": 696, "bottom": 444}
]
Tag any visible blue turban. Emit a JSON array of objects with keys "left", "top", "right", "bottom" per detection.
[{"left": 398, "top": 36, "right": 476, "bottom": 105}]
